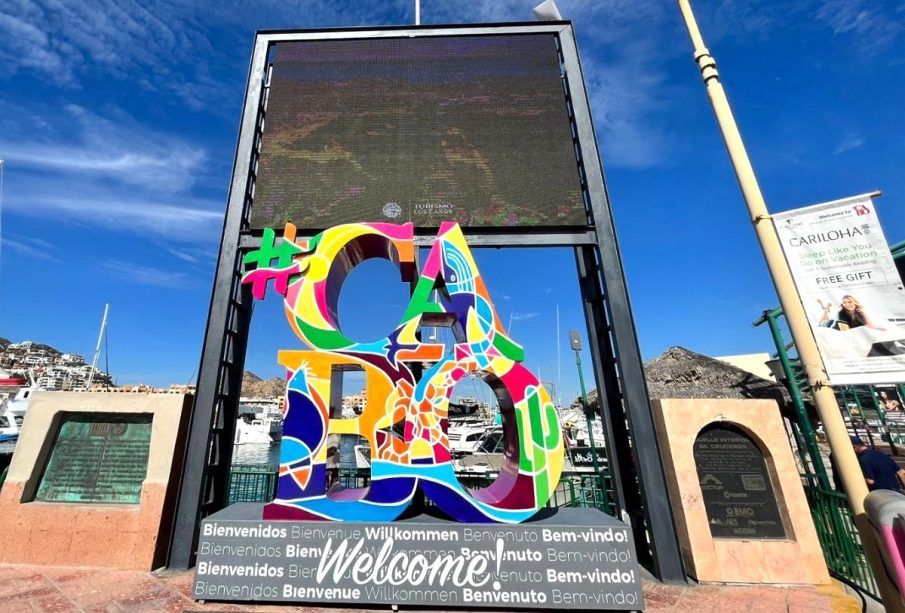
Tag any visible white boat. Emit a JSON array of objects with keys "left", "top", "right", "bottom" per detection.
[
  {"left": 558, "top": 407, "right": 605, "bottom": 448},
  {"left": 453, "top": 423, "right": 607, "bottom": 474},
  {"left": 353, "top": 443, "right": 372, "bottom": 469},
  {"left": 0, "top": 371, "right": 37, "bottom": 443},
  {"left": 448, "top": 422, "right": 493, "bottom": 455},
  {"left": 234, "top": 398, "right": 282, "bottom": 445}
]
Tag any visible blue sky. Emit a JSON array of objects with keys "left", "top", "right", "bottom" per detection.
[{"left": 0, "top": 1, "right": 903, "bottom": 402}]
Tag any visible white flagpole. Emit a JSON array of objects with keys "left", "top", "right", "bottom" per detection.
[
  {"left": 556, "top": 303, "right": 561, "bottom": 406},
  {"left": 415, "top": 0, "right": 420, "bottom": 25}
]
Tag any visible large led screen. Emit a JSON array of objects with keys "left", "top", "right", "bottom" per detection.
[{"left": 251, "top": 34, "right": 586, "bottom": 230}]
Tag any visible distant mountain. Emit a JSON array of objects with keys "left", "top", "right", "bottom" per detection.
[
  {"left": 242, "top": 371, "right": 284, "bottom": 398},
  {"left": 0, "top": 337, "right": 9, "bottom": 350}
]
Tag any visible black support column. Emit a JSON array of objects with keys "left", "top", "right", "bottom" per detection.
[
  {"left": 167, "top": 37, "right": 270, "bottom": 569},
  {"left": 560, "top": 28, "right": 685, "bottom": 582}
]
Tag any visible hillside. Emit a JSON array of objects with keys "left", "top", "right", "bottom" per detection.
[{"left": 242, "top": 371, "right": 284, "bottom": 398}]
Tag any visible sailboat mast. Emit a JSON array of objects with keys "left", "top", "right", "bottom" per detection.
[
  {"left": 86, "top": 303, "right": 110, "bottom": 390},
  {"left": 556, "top": 303, "right": 561, "bottom": 406},
  {"left": 0, "top": 158, "right": 4, "bottom": 286}
]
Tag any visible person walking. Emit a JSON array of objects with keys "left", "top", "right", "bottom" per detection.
[{"left": 851, "top": 436, "right": 905, "bottom": 491}]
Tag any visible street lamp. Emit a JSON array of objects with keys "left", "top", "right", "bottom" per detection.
[{"left": 569, "top": 330, "right": 604, "bottom": 500}]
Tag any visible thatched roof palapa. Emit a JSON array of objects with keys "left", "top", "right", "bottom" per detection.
[{"left": 642, "top": 346, "right": 791, "bottom": 407}]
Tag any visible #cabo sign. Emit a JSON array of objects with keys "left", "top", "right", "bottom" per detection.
[
  {"left": 196, "top": 225, "right": 645, "bottom": 609},
  {"left": 241, "top": 221, "right": 564, "bottom": 522},
  {"left": 774, "top": 194, "right": 905, "bottom": 385}
]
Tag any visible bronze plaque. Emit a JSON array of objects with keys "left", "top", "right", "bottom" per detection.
[
  {"left": 693, "top": 424, "right": 787, "bottom": 539},
  {"left": 34, "top": 413, "right": 152, "bottom": 504}
]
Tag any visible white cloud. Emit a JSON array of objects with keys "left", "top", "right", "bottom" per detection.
[
  {"left": 511, "top": 311, "right": 540, "bottom": 321},
  {"left": 834, "top": 134, "right": 865, "bottom": 155},
  {"left": 7, "top": 190, "right": 222, "bottom": 240},
  {"left": 2, "top": 105, "right": 207, "bottom": 193},
  {"left": 815, "top": 0, "right": 903, "bottom": 52},
  {"left": 166, "top": 245, "right": 218, "bottom": 265},
  {"left": 2, "top": 234, "right": 63, "bottom": 262},
  {"left": 0, "top": 9, "right": 73, "bottom": 83},
  {"left": 94, "top": 257, "right": 193, "bottom": 289},
  {"left": 0, "top": 0, "right": 405, "bottom": 110},
  {"left": 0, "top": 103, "right": 222, "bottom": 245}
]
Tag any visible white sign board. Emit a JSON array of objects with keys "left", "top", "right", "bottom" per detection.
[{"left": 774, "top": 194, "right": 905, "bottom": 385}]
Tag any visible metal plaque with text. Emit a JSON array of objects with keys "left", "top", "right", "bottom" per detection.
[
  {"left": 34, "top": 413, "right": 152, "bottom": 504},
  {"left": 694, "top": 424, "right": 787, "bottom": 539}
]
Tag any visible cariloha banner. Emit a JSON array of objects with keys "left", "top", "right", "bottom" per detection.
[{"left": 773, "top": 194, "right": 905, "bottom": 385}]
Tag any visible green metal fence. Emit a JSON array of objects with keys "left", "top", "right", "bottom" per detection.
[
  {"left": 228, "top": 464, "right": 279, "bottom": 505},
  {"left": 757, "top": 308, "right": 882, "bottom": 600},
  {"left": 227, "top": 465, "right": 614, "bottom": 515},
  {"left": 806, "top": 486, "right": 879, "bottom": 597}
]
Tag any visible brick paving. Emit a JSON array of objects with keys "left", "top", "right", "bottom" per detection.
[{"left": 0, "top": 564, "right": 864, "bottom": 612}]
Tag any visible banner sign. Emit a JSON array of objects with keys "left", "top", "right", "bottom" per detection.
[
  {"left": 774, "top": 194, "right": 905, "bottom": 384},
  {"left": 193, "top": 504, "right": 644, "bottom": 610}
]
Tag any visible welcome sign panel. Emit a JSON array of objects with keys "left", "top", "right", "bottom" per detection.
[{"left": 193, "top": 505, "right": 644, "bottom": 610}]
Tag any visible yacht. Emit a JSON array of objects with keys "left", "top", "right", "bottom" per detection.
[
  {"left": 234, "top": 398, "right": 283, "bottom": 445},
  {"left": 0, "top": 372, "right": 36, "bottom": 443},
  {"left": 453, "top": 424, "right": 607, "bottom": 474}
]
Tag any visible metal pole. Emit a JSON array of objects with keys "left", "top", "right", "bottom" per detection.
[
  {"left": 678, "top": 2, "right": 900, "bottom": 607},
  {"left": 762, "top": 311, "right": 831, "bottom": 490},
  {"left": 415, "top": 0, "right": 420, "bottom": 26},
  {"left": 556, "top": 303, "right": 562, "bottom": 406},
  {"left": 574, "top": 350, "right": 604, "bottom": 498},
  {"left": 0, "top": 159, "right": 4, "bottom": 309},
  {"left": 86, "top": 303, "right": 109, "bottom": 390}
]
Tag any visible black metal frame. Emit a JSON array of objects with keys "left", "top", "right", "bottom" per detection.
[{"left": 167, "top": 22, "right": 684, "bottom": 582}]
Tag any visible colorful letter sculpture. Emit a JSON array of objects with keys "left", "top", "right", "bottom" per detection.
[{"left": 241, "top": 221, "right": 563, "bottom": 523}]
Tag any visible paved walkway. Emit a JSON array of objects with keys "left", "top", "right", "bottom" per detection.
[{"left": 0, "top": 564, "right": 864, "bottom": 612}]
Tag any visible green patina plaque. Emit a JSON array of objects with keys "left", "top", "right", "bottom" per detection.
[{"left": 35, "top": 413, "right": 152, "bottom": 504}]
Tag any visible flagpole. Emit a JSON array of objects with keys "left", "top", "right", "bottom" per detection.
[{"left": 677, "top": 1, "right": 899, "bottom": 606}]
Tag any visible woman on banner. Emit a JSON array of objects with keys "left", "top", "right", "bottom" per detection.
[{"left": 818, "top": 295, "right": 886, "bottom": 331}]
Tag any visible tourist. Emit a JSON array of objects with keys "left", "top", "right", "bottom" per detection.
[{"left": 851, "top": 436, "right": 905, "bottom": 492}]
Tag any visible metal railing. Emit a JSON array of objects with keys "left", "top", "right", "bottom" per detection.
[
  {"left": 228, "top": 463, "right": 279, "bottom": 505},
  {"left": 806, "top": 487, "right": 879, "bottom": 598},
  {"left": 227, "top": 464, "right": 614, "bottom": 515}
]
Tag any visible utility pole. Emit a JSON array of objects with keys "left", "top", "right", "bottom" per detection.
[{"left": 677, "top": 2, "right": 900, "bottom": 607}]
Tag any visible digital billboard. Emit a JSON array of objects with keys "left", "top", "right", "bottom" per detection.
[{"left": 251, "top": 34, "right": 586, "bottom": 230}]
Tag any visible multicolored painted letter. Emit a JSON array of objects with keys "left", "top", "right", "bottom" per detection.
[{"left": 241, "top": 222, "right": 563, "bottom": 523}]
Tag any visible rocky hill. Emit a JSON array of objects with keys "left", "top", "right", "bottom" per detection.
[
  {"left": 1, "top": 338, "right": 62, "bottom": 356},
  {"left": 242, "top": 371, "right": 284, "bottom": 398}
]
